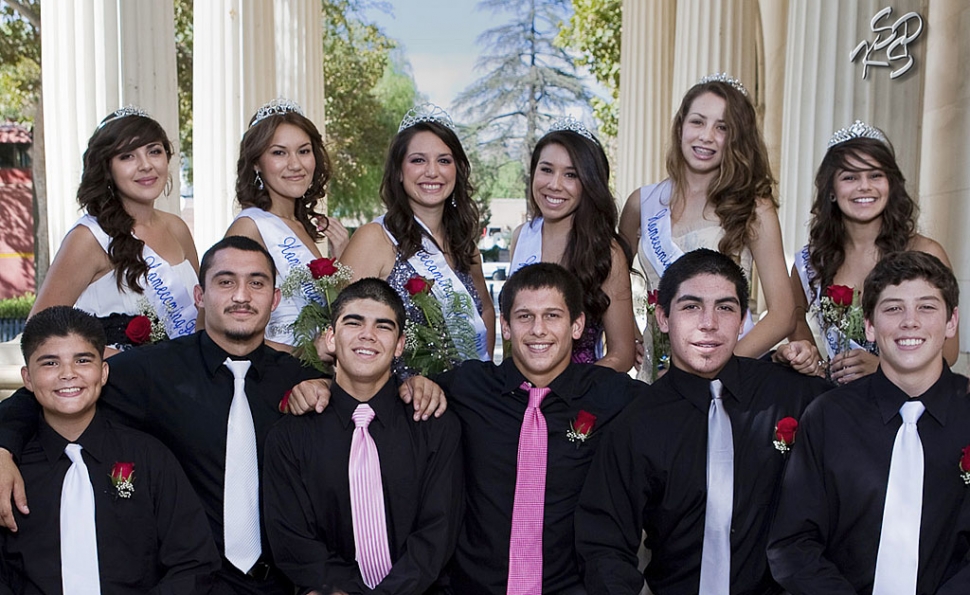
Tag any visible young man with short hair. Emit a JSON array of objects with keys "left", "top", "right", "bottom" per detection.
[
  {"left": 1, "top": 306, "right": 220, "bottom": 594},
  {"left": 262, "top": 278, "right": 463, "bottom": 594},
  {"left": 437, "top": 262, "right": 644, "bottom": 594},
  {"left": 768, "top": 251, "right": 969, "bottom": 594},
  {"left": 576, "top": 248, "right": 829, "bottom": 595}
]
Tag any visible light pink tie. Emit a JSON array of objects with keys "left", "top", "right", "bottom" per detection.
[
  {"left": 349, "top": 403, "right": 393, "bottom": 588},
  {"left": 507, "top": 383, "right": 551, "bottom": 595}
]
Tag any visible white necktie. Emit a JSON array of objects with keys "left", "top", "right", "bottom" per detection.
[
  {"left": 60, "top": 443, "right": 101, "bottom": 595},
  {"left": 699, "top": 379, "right": 732, "bottom": 595},
  {"left": 872, "top": 400, "right": 925, "bottom": 595},
  {"left": 223, "top": 358, "right": 262, "bottom": 572}
]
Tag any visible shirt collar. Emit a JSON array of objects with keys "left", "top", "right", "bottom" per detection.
[
  {"left": 498, "top": 358, "right": 589, "bottom": 405},
  {"left": 37, "top": 408, "right": 108, "bottom": 465},
  {"left": 331, "top": 378, "right": 400, "bottom": 430},
  {"left": 199, "top": 331, "right": 266, "bottom": 381},
  {"left": 871, "top": 364, "right": 958, "bottom": 426},
  {"left": 666, "top": 356, "right": 747, "bottom": 413}
]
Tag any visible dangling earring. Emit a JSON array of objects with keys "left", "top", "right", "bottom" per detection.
[
  {"left": 164, "top": 175, "right": 174, "bottom": 196},
  {"left": 451, "top": 196, "right": 457, "bottom": 208},
  {"left": 829, "top": 193, "right": 836, "bottom": 203},
  {"left": 106, "top": 181, "right": 116, "bottom": 201},
  {"left": 254, "top": 171, "right": 264, "bottom": 191}
]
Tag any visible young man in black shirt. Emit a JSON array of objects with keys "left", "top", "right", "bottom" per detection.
[
  {"left": 436, "top": 263, "right": 644, "bottom": 595},
  {"left": 1, "top": 306, "right": 220, "bottom": 594},
  {"left": 768, "top": 251, "right": 970, "bottom": 594},
  {"left": 576, "top": 248, "right": 829, "bottom": 595},
  {"left": 263, "top": 278, "right": 462, "bottom": 594}
]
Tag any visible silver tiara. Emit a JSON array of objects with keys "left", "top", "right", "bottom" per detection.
[
  {"left": 548, "top": 115, "right": 599, "bottom": 145},
  {"left": 250, "top": 98, "right": 305, "bottom": 128},
  {"left": 697, "top": 72, "right": 748, "bottom": 97},
  {"left": 97, "top": 105, "right": 151, "bottom": 130},
  {"left": 827, "top": 120, "right": 889, "bottom": 148},
  {"left": 398, "top": 103, "right": 456, "bottom": 132}
]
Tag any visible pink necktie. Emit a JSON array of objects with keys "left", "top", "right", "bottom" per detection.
[
  {"left": 349, "top": 403, "right": 393, "bottom": 588},
  {"left": 507, "top": 383, "right": 551, "bottom": 595}
]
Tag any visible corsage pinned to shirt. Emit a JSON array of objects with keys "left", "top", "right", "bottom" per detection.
[
  {"left": 959, "top": 445, "right": 970, "bottom": 485},
  {"left": 773, "top": 417, "right": 798, "bottom": 454},
  {"left": 566, "top": 410, "right": 597, "bottom": 447},
  {"left": 110, "top": 462, "right": 135, "bottom": 499}
]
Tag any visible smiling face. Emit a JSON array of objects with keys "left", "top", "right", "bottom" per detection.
[
  {"left": 833, "top": 155, "right": 890, "bottom": 225},
  {"left": 501, "top": 286, "right": 585, "bottom": 387},
  {"left": 22, "top": 334, "right": 108, "bottom": 431},
  {"left": 400, "top": 130, "right": 457, "bottom": 211},
  {"left": 679, "top": 92, "right": 728, "bottom": 176},
  {"left": 109, "top": 141, "right": 170, "bottom": 205},
  {"left": 255, "top": 122, "right": 316, "bottom": 203},
  {"left": 656, "top": 273, "right": 743, "bottom": 378},
  {"left": 531, "top": 143, "right": 583, "bottom": 223},
  {"left": 326, "top": 298, "right": 405, "bottom": 395},
  {"left": 195, "top": 247, "right": 281, "bottom": 350},
  {"left": 865, "top": 278, "right": 958, "bottom": 388}
]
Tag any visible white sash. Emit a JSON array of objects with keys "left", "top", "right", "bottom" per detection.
[
  {"left": 794, "top": 244, "right": 864, "bottom": 359},
  {"left": 376, "top": 215, "right": 490, "bottom": 361},
  {"left": 638, "top": 180, "right": 684, "bottom": 279},
  {"left": 75, "top": 215, "right": 197, "bottom": 338},
  {"left": 510, "top": 217, "right": 543, "bottom": 275}
]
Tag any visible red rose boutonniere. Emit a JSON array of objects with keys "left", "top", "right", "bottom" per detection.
[
  {"left": 773, "top": 417, "right": 798, "bottom": 454},
  {"left": 308, "top": 257, "right": 338, "bottom": 279},
  {"left": 404, "top": 276, "right": 433, "bottom": 296},
  {"left": 959, "top": 446, "right": 970, "bottom": 485},
  {"left": 110, "top": 462, "right": 135, "bottom": 498},
  {"left": 125, "top": 315, "right": 152, "bottom": 345},
  {"left": 566, "top": 410, "right": 597, "bottom": 446},
  {"left": 279, "top": 389, "right": 292, "bottom": 414}
]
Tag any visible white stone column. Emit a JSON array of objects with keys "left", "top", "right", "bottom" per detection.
[
  {"left": 274, "top": 0, "right": 326, "bottom": 137},
  {"left": 192, "top": 1, "right": 277, "bottom": 254},
  {"left": 40, "top": 0, "right": 180, "bottom": 259},
  {"left": 615, "top": 0, "right": 675, "bottom": 201},
  {"left": 757, "top": 0, "right": 788, "bottom": 187},
  {"left": 917, "top": 0, "right": 970, "bottom": 354},
  {"left": 777, "top": 0, "right": 925, "bottom": 259}
]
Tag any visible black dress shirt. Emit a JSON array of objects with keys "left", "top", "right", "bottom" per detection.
[
  {"left": 576, "top": 357, "right": 830, "bottom": 595},
  {"left": 0, "top": 331, "right": 323, "bottom": 594},
  {"left": 1, "top": 411, "right": 220, "bottom": 594},
  {"left": 767, "top": 366, "right": 970, "bottom": 595},
  {"left": 436, "top": 359, "right": 643, "bottom": 595},
  {"left": 263, "top": 378, "right": 463, "bottom": 594}
]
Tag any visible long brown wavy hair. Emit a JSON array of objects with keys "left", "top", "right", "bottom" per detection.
[
  {"left": 76, "top": 114, "right": 174, "bottom": 293},
  {"left": 526, "top": 130, "right": 632, "bottom": 325},
  {"left": 807, "top": 136, "right": 916, "bottom": 292},
  {"left": 666, "top": 80, "right": 776, "bottom": 259},
  {"left": 379, "top": 121, "right": 479, "bottom": 273},
  {"left": 236, "top": 111, "right": 333, "bottom": 241}
]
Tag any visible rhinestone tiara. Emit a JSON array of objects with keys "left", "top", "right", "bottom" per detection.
[
  {"left": 697, "top": 72, "right": 748, "bottom": 97},
  {"left": 250, "top": 98, "right": 305, "bottom": 128},
  {"left": 398, "top": 103, "right": 456, "bottom": 132},
  {"left": 827, "top": 120, "right": 889, "bottom": 148},
  {"left": 97, "top": 106, "right": 151, "bottom": 130},
  {"left": 548, "top": 115, "right": 600, "bottom": 145}
]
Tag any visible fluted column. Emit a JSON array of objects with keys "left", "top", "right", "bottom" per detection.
[
  {"left": 40, "top": 0, "right": 179, "bottom": 260},
  {"left": 274, "top": 0, "right": 326, "bottom": 137},
  {"left": 917, "top": 0, "right": 970, "bottom": 354},
  {"left": 615, "top": 0, "right": 676, "bottom": 201},
  {"left": 756, "top": 0, "right": 788, "bottom": 186},
  {"left": 777, "top": 0, "right": 925, "bottom": 259},
  {"left": 193, "top": 1, "right": 277, "bottom": 254}
]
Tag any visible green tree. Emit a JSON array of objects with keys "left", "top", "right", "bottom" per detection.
[
  {"left": 0, "top": 0, "right": 39, "bottom": 123},
  {"left": 454, "top": 0, "right": 591, "bottom": 192},
  {"left": 174, "top": 0, "right": 193, "bottom": 181},
  {"left": 557, "top": 0, "right": 620, "bottom": 138}
]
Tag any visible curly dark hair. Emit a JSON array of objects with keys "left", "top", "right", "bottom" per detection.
[
  {"left": 76, "top": 114, "right": 174, "bottom": 293},
  {"left": 665, "top": 80, "right": 776, "bottom": 259},
  {"left": 807, "top": 137, "right": 916, "bottom": 293},
  {"left": 379, "top": 121, "right": 479, "bottom": 273},
  {"left": 235, "top": 110, "right": 333, "bottom": 241},
  {"left": 526, "top": 130, "right": 633, "bottom": 326}
]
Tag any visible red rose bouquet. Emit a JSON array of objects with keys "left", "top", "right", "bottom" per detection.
[
  {"left": 280, "top": 257, "right": 353, "bottom": 372},
  {"left": 401, "top": 276, "right": 477, "bottom": 377},
  {"left": 814, "top": 285, "right": 866, "bottom": 365},
  {"left": 638, "top": 289, "right": 671, "bottom": 384}
]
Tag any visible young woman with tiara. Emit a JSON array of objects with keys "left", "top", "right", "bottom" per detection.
[
  {"left": 619, "top": 73, "right": 795, "bottom": 361},
  {"left": 775, "top": 121, "right": 958, "bottom": 382},
  {"left": 508, "top": 116, "right": 636, "bottom": 372},
  {"left": 31, "top": 107, "right": 200, "bottom": 353},
  {"left": 226, "top": 98, "right": 349, "bottom": 352},
  {"left": 339, "top": 103, "right": 494, "bottom": 372}
]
